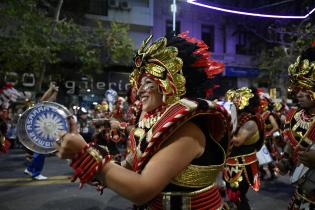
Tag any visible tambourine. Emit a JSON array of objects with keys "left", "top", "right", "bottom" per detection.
[{"left": 17, "top": 101, "right": 71, "bottom": 154}]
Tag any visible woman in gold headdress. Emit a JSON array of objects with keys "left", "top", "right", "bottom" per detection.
[
  {"left": 279, "top": 47, "right": 315, "bottom": 209},
  {"left": 223, "top": 87, "right": 264, "bottom": 210},
  {"left": 54, "top": 32, "right": 233, "bottom": 210}
]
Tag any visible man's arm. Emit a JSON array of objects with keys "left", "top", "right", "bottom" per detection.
[{"left": 40, "top": 82, "right": 59, "bottom": 102}]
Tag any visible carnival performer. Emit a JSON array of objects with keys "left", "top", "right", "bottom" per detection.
[
  {"left": 223, "top": 87, "right": 264, "bottom": 210},
  {"left": 0, "top": 82, "right": 21, "bottom": 153},
  {"left": 278, "top": 46, "right": 315, "bottom": 209},
  {"left": 259, "top": 94, "right": 281, "bottom": 180},
  {"left": 273, "top": 98, "right": 289, "bottom": 128},
  {"left": 0, "top": 104, "right": 10, "bottom": 153},
  {"left": 125, "top": 86, "right": 142, "bottom": 127},
  {"left": 271, "top": 100, "right": 288, "bottom": 157},
  {"left": 77, "top": 107, "right": 95, "bottom": 143},
  {"left": 24, "top": 82, "right": 59, "bottom": 180},
  {"left": 93, "top": 93, "right": 129, "bottom": 162},
  {"left": 55, "top": 32, "right": 234, "bottom": 210}
]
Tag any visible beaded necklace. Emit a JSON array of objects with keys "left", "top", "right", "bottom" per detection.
[
  {"left": 138, "top": 105, "right": 167, "bottom": 129},
  {"left": 131, "top": 105, "right": 167, "bottom": 170},
  {"left": 292, "top": 109, "right": 315, "bottom": 131}
]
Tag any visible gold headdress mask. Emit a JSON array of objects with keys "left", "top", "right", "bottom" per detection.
[
  {"left": 288, "top": 55, "right": 315, "bottom": 99},
  {"left": 273, "top": 102, "right": 284, "bottom": 112},
  {"left": 95, "top": 101, "right": 109, "bottom": 112},
  {"left": 225, "top": 87, "right": 254, "bottom": 110},
  {"left": 129, "top": 35, "right": 186, "bottom": 105}
]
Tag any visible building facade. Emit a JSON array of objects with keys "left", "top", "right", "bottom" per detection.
[
  {"left": 152, "top": 0, "right": 261, "bottom": 95},
  {"left": 85, "top": 0, "right": 266, "bottom": 97},
  {"left": 86, "top": 0, "right": 154, "bottom": 47},
  {"left": 68, "top": 0, "right": 312, "bottom": 98},
  {"left": 3, "top": 0, "right": 307, "bottom": 102}
]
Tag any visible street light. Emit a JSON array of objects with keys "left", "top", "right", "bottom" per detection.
[{"left": 171, "top": 0, "right": 177, "bottom": 34}]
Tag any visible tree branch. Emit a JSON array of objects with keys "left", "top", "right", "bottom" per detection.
[{"left": 51, "top": 0, "right": 63, "bottom": 34}]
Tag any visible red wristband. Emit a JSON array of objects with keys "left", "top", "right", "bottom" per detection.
[{"left": 70, "top": 143, "right": 112, "bottom": 189}]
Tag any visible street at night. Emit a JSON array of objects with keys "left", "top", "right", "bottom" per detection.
[
  {"left": 1, "top": 1, "right": 315, "bottom": 209},
  {"left": 0, "top": 148, "right": 293, "bottom": 210}
]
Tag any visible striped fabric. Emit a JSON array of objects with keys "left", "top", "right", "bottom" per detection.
[{"left": 148, "top": 185, "right": 223, "bottom": 210}]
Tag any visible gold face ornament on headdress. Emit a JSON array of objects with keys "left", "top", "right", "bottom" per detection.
[
  {"left": 273, "top": 102, "right": 283, "bottom": 112},
  {"left": 225, "top": 87, "right": 254, "bottom": 110},
  {"left": 129, "top": 35, "right": 186, "bottom": 105},
  {"left": 95, "top": 101, "right": 109, "bottom": 113},
  {"left": 288, "top": 56, "right": 315, "bottom": 99}
]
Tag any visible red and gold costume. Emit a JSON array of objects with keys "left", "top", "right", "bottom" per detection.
[
  {"left": 283, "top": 107, "right": 315, "bottom": 209},
  {"left": 93, "top": 98, "right": 129, "bottom": 161},
  {"left": 261, "top": 109, "right": 283, "bottom": 160},
  {"left": 69, "top": 33, "right": 233, "bottom": 209},
  {"left": 0, "top": 117, "right": 10, "bottom": 153},
  {"left": 257, "top": 99, "right": 283, "bottom": 180},
  {"left": 223, "top": 87, "right": 264, "bottom": 209},
  {"left": 126, "top": 33, "right": 231, "bottom": 210},
  {"left": 127, "top": 98, "right": 232, "bottom": 210},
  {"left": 0, "top": 83, "right": 20, "bottom": 153},
  {"left": 281, "top": 50, "right": 315, "bottom": 209},
  {"left": 282, "top": 107, "right": 315, "bottom": 209}
]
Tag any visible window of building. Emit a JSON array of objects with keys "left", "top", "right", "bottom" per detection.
[
  {"left": 236, "top": 36, "right": 245, "bottom": 54},
  {"left": 61, "top": 0, "right": 90, "bottom": 15},
  {"left": 88, "top": 0, "right": 108, "bottom": 16},
  {"left": 133, "top": 0, "right": 150, "bottom": 7},
  {"left": 201, "top": 24, "right": 215, "bottom": 52},
  {"left": 235, "top": 25, "right": 249, "bottom": 55},
  {"left": 166, "top": 20, "right": 180, "bottom": 36}
]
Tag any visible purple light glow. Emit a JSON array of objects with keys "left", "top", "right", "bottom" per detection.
[{"left": 187, "top": 0, "right": 315, "bottom": 19}]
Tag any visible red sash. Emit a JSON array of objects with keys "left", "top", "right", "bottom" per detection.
[{"left": 132, "top": 98, "right": 232, "bottom": 172}]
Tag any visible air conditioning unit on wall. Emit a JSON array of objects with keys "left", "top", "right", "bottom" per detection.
[
  {"left": 120, "top": 0, "right": 131, "bottom": 11},
  {"left": 108, "top": 0, "right": 119, "bottom": 9}
]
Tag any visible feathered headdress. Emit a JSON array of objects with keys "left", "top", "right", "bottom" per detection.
[
  {"left": 288, "top": 47, "right": 315, "bottom": 99},
  {"left": 225, "top": 87, "right": 254, "bottom": 110},
  {"left": 129, "top": 32, "right": 224, "bottom": 104}
]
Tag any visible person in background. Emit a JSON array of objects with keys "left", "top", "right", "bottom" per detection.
[
  {"left": 273, "top": 98, "right": 289, "bottom": 128},
  {"left": 77, "top": 107, "right": 95, "bottom": 143},
  {"left": 125, "top": 86, "right": 142, "bottom": 127},
  {"left": 24, "top": 82, "right": 59, "bottom": 180},
  {"left": 0, "top": 104, "right": 10, "bottom": 153},
  {"left": 55, "top": 32, "right": 233, "bottom": 210},
  {"left": 278, "top": 46, "right": 315, "bottom": 209},
  {"left": 259, "top": 94, "right": 281, "bottom": 180},
  {"left": 0, "top": 82, "right": 21, "bottom": 153},
  {"left": 223, "top": 87, "right": 264, "bottom": 210}
]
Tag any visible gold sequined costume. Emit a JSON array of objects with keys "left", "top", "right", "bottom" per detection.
[{"left": 127, "top": 33, "right": 232, "bottom": 210}]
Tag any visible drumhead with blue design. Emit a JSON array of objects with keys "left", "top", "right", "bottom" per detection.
[{"left": 17, "top": 102, "right": 71, "bottom": 154}]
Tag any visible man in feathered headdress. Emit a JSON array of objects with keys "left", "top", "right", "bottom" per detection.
[{"left": 279, "top": 46, "right": 315, "bottom": 209}]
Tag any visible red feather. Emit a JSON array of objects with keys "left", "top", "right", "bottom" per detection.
[{"left": 178, "top": 31, "right": 224, "bottom": 78}]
